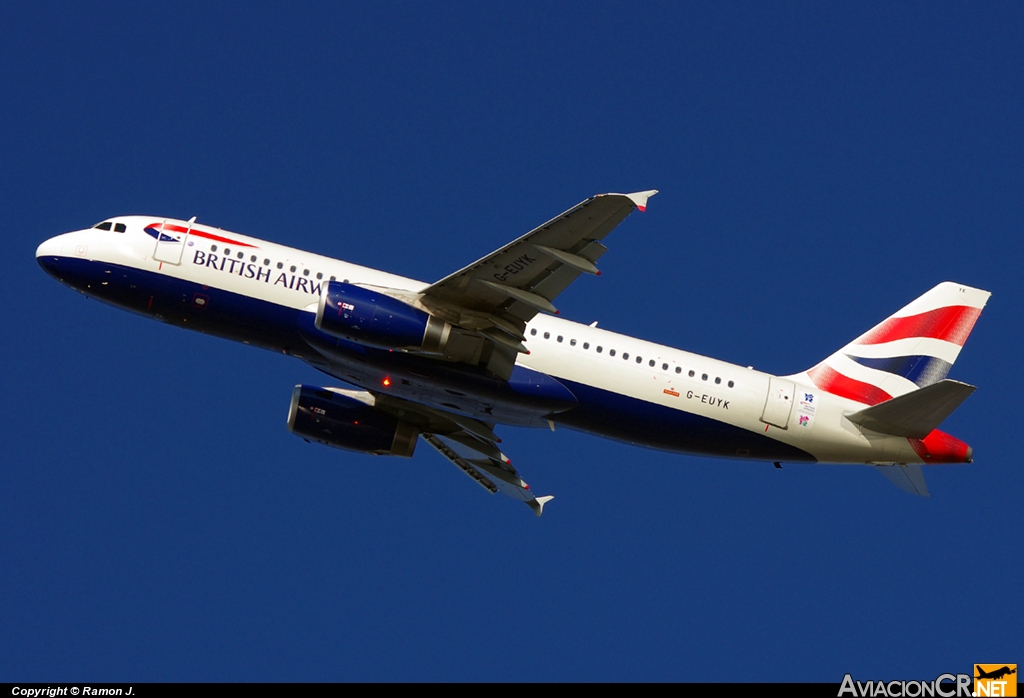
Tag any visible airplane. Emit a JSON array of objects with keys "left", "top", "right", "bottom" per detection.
[
  {"left": 976, "top": 666, "right": 1017, "bottom": 681},
  {"left": 36, "top": 191, "right": 991, "bottom": 515}
]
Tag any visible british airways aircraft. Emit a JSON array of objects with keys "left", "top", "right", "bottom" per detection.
[{"left": 36, "top": 192, "right": 990, "bottom": 514}]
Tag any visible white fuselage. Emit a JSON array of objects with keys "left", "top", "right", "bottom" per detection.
[{"left": 36, "top": 215, "right": 937, "bottom": 467}]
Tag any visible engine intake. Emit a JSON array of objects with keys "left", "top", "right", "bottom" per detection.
[{"left": 287, "top": 385, "right": 418, "bottom": 457}]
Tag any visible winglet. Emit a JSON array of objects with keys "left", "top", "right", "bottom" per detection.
[
  {"left": 625, "top": 189, "right": 658, "bottom": 212},
  {"left": 528, "top": 495, "right": 554, "bottom": 517}
]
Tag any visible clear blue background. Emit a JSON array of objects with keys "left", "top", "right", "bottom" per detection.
[{"left": 2, "top": 2, "right": 1019, "bottom": 682}]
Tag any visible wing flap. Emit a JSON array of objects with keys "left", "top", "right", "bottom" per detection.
[
  {"left": 532, "top": 245, "right": 599, "bottom": 275},
  {"left": 477, "top": 279, "right": 559, "bottom": 314},
  {"left": 422, "top": 433, "right": 500, "bottom": 494}
]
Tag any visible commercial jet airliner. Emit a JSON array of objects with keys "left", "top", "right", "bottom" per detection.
[{"left": 36, "top": 192, "right": 990, "bottom": 514}]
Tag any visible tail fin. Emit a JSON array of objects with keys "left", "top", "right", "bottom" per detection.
[{"left": 792, "top": 282, "right": 990, "bottom": 405}]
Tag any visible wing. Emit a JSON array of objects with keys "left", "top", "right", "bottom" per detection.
[
  {"left": 359, "top": 388, "right": 554, "bottom": 515},
  {"left": 417, "top": 190, "right": 656, "bottom": 378},
  {"left": 420, "top": 433, "right": 553, "bottom": 516}
]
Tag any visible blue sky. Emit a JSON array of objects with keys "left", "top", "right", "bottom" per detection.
[{"left": 2, "top": 2, "right": 1020, "bottom": 681}]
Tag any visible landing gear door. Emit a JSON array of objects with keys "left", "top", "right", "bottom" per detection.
[
  {"left": 761, "top": 377, "right": 795, "bottom": 429},
  {"left": 153, "top": 217, "right": 194, "bottom": 265}
]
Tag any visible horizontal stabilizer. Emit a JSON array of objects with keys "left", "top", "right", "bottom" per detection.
[
  {"left": 846, "top": 379, "right": 976, "bottom": 438},
  {"left": 876, "top": 464, "right": 930, "bottom": 497}
]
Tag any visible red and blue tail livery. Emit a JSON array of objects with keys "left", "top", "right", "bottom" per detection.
[
  {"left": 799, "top": 283, "right": 988, "bottom": 406},
  {"left": 36, "top": 192, "right": 990, "bottom": 512}
]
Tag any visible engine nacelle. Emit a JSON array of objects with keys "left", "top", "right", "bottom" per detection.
[
  {"left": 287, "top": 385, "right": 418, "bottom": 457},
  {"left": 315, "top": 281, "right": 449, "bottom": 351}
]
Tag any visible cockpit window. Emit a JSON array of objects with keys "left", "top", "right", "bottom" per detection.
[{"left": 92, "top": 221, "right": 126, "bottom": 232}]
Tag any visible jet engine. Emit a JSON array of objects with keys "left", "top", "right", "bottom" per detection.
[
  {"left": 287, "top": 384, "right": 418, "bottom": 457},
  {"left": 315, "top": 281, "right": 451, "bottom": 352}
]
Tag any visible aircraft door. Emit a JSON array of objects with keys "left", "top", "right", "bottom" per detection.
[
  {"left": 153, "top": 217, "right": 194, "bottom": 265},
  {"left": 761, "top": 376, "right": 795, "bottom": 429}
]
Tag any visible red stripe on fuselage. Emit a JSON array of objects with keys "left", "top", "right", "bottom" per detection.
[
  {"left": 148, "top": 222, "right": 257, "bottom": 248},
  {"left": 807, "top": 364, "right": 893, "bottom": 406},
  {"left": 856, "top": 306, "right": 981, "bottom": 347}
]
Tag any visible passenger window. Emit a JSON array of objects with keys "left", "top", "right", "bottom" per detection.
[
  {"left": 557, "top": 336, "right": 563, "bottom": 343},
  {"left": 114, "top": 223, "right": 126, "bottom": 233},
  {"left": 650, "top": 360, "right": 656, "bottom": 367},
  {"left": 583, "top": 342, "right": 590, "bottom": 349},
  {"left": 290, "top": 265, "right": 297, "bottom": 272},
  {"left": 715, "top": 377, "right": 721, "bottom": 384},
  {"left": 530, "top": 329, "right": 537, "bottom": 336},
  {"left": 702, "top": 374, "right": 708, "bottom": 381},
  {"left": 570, "top": 339, "right": 576, "bottom": 346},
  {"left": 264, "top": 259, "right": 271, "bottom": 266},
  {"left": 622, "top": 352, "right": 629, "bottom": 360},
  {"left": 250, "top": 255, "right": 257, "bottom": 262},
  {"left": 237, "top": 252, "right": 244, "bottom": 259},
  {"left": 662, "top": 363, "right": 669, "bottom": 370},
  {"left": 277, "top": 262, "right": 283, "bottom": 269},
  {"left": 607, "top": 348, "right": 613, "bottom": 355},
  {"left": 544, "top": 332, "right": 550, "bottom": 339},
  {"left": 225, "top": 249, "right": 231, "bottom": 256},
  {"left": 211, "top": 245, "right": 218, "bottom": 252},
  {"left": 728, "top": 380, "right": 734, "bottom": 388},
  {"left": 675, "top": 367, "right": 681, "bottom": 373},
  {"left": 330, "top": 276, "right": 336, "bottom": 281},
  {"left": 317, "top": 272, "right": 323, "bottom": 280},
  {"left": 689, "top": 370, "right": 695, "bottom": 377},
  {"left": 303, "top": 269, "right": 310, "bottom": 276}
]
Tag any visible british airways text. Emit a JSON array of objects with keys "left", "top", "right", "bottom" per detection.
[{"left": 191, "top": 250, "right": 322, "bottom": 296}]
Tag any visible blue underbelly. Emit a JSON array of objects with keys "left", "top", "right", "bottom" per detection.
[
  {"left": 40, "top": 255, "right": 816, "bottom": 462},
  {"left": 553, "top": 379, "right": 817, "bottom": 462},
  {"left": 40, "top": 256, "right": 576, "bottom": 426}
]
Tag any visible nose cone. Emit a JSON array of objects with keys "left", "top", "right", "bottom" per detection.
[
  {"left": 36, "top": 235, "right": 66, "bottom": 278},
  {"left": 37, "top": 231, "right": 91, "bottom": 285},
  {"left": 36, "top": 236, "right": 64, "bottom": 258}
]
